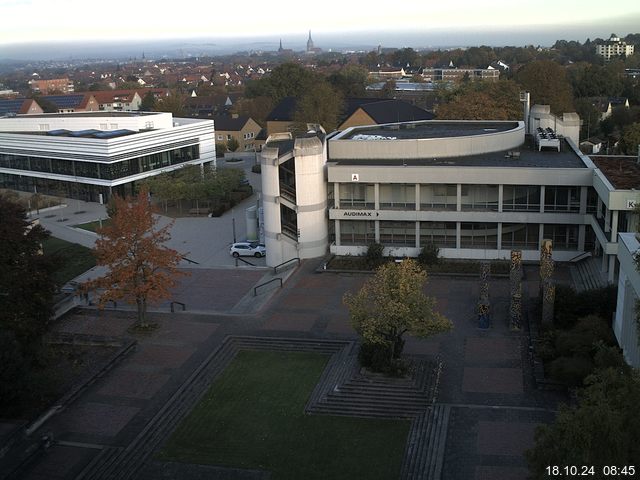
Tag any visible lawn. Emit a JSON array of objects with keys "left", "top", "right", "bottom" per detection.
[
  {"left": 159, "top": 350, "right": 410, "bottom": 480},
  {"left": 42, "top": 236, "right": 96, "bottom": 285},
  {"left": 73, "top": 218, "right": 111, "bottom": 233}
]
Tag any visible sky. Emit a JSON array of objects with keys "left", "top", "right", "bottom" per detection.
[{"left": 1, "top": 0, "right": 640, "bottom": 56}]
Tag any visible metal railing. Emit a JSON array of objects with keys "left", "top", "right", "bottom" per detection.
[
  {"left": 274, "top": 257, "right": 300, "bottom": 274},
  {"left": 254, "top": 277, "right": 283, "bottom": 296},
  {"left": 568, "top": 251, "right": 592, "bottom": 263}
]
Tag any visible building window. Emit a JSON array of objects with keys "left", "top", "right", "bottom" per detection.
[
  {"left": 420, "top": 221, "right": 456, "bottom": 248},
  {"left": 227, "top": 134, "right": 232, "bottom": 140},
  {"left": 340, "top": 220, "right": 375, "bottom": 245},
  {"left": 339, "top": 183, "right": 375, "bottom": 209},
  {"left": 380, "top": 221, "right": 416, "bottom": 246},
  {"left": 420, "top": 184, "right": 456, "bottom": 210},
  {"left": 461, "top": 184, "right": 499, "bottom": 211},
  {"left": 544, "top": 186, "right": 580, "bottom": 213},
  {"left": 379, "top": 184, "right": 415, "bottom": 210},
  {"left": 501, "top": 223, "right": 539, "bottom": 249},
  {"left": 543, "top": 224, "right": 578, "bottom": 250},
  {"left": 502, "top": 185, "right": 541, "bottom": 211},
  {"left": 217, "top": 135, "right": 223, "bottom": 140},
  {"left": 460, "top": 222, "right": 498, "bottom": 249},
  {"left": 586, "top": 187, "right": 598, "bottom": 214}
]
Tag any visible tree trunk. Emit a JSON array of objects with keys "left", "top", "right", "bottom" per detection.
[{"left": 136, "top": 296, "right": 148, "bottom": 328}]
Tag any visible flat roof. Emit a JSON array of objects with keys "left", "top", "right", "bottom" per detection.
[
  {"left": 341, "top": 121, "right": 519, "bottom": 140},
  {"left": 331, "top": 138, "right": 587, "bottom": 169},
  {"left": 591, "top": 156, "right": 640, "bottom": 189},
  {"left": 8, "top": 111, "right": 160, "bottom": 119}
]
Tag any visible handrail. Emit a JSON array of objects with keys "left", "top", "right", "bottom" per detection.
[
  {"left": 274, "top": 257, "right": 300, "bottom": 274},
  {"left": 181, "top": 256, "right": 200, "bottom": 265},
  {"left": 254, "top": 277, "right": 283, "bottom": 296},
  {"left": 568, "top": 251, "right": 592, "bottom": 263}
]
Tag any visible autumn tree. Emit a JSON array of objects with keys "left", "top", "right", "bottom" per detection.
[
  {"left": 515, "top": 60, "right": 575, "bottom": 115},
  {"left": 0, "top": 195, "right": 56, "bottom": 356},
  {"left": 436, "top": 79, "right": 523, "bottom": 120},
  {"left": 619, "top": 122, "right": 640, "bottom": 155},
  {"left": 343, "top": 259, "right": 451, "bottom": 372},
  {"left": 155, "top": 89, "right": 186, "bottom": 117},
  {"left": 85, "top": 189, "right": 185, "bottom": 328},
  {"left": 293, "top": 80, "right": 345, "bottom": 132}
]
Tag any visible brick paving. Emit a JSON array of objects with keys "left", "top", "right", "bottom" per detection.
[{"left": 16, "top": 261, "right": 567, "bottom": 480}]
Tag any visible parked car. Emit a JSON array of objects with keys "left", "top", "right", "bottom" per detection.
[{"left": 230, "top": 242, "right": 266, "bottom": 258}]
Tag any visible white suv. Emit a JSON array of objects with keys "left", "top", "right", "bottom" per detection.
[{"left": 230, "top": 242, "right": 266, "bottom": 258}]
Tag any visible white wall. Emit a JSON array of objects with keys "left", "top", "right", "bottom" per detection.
[{"left": 614, "top": 233, "right": 640, "bottom": 367}]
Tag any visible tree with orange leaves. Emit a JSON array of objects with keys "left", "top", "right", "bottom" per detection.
[{"left": 85, "top": 189, "right": 186, "bottom": 328}]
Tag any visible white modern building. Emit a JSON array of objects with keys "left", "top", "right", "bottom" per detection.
[
  {"left": 596, "top": 34, "right": 635, "bottom": 61},
  {"left": 614, "top": 232, "right": 640, "bottom": 367},
  {"left": 260, "top": 107, "right": 640, "bottom": 286},
  {"left": 0, "top": 111, "right": 215, "bottom": 202}
]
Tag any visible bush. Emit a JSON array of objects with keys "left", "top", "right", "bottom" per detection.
[
  {"left": 554, "top": 285, "right": 617, "bottom": 329},
  {"left": 364, "top": 243, "right": 385, "bottom": 269},
  {"left": 0, "top": 331, "right": 29, "bottom": 407},
  {"left": 554, "top": 315, "right": 616, "bottom": 358},
  {"left": 549, "top": 355, "right": 594, "bottom": 387},
  {"left": 251, "top": 164, "right": 262, "bottom": 174},
  {"left": 418, "top": 243, "right": 439, "bottom": 266}
]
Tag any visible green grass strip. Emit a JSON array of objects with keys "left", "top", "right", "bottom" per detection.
[{"left": 159, "top": 350, "right": 410, "bottom": 480}]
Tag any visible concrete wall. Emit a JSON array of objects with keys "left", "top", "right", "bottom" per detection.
[
  {"left": 329, "top": 121, "right": 525, "bottom": 160},
  {"left": 1, "top": 112, "right": 174, "bottom": 131},
  {"left": 614, "top": 233, "right": 640, "bottom": 367}
]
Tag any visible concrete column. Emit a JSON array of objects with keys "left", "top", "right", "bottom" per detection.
[
  {"left": 608, "top": 255, "right": 616, "bottom": 283},
  {"left": 415, "top": 183, "right": 420, "bottom": 211},
  {"left": 539, "top": 185, "right": 545, "bottom": 213},
  {"left": 497, "top": 223, "right": 503, "bottom": 250},
  {"left": 578, "top": 224, "right": 586, "bottom": 251},
  {"left": 456, "top": 184, "right": 462, "bottom": 212},
  {"left": 374, "top": 183, "right": 380, "bottom": 210},
  {"left": 579, "top": 186, "right": 588, "bottom": 215},
  {"left": 611, "top": 210, "right": 619, "bottom": 240},
  {"left": 597, "top": 197, "right": 604, "bottom": 219},
  {"left": 335, "top": 220, "right": 341, "bottom": 246},
  {"left": 375, "top": 220, "right": 380, "bottom": 243},
  {"left": 538, "top": 223, "right": 545, "bottom": 249},
  {"left": 334, "top": 183, "right": 340, "bottom": 209},
  {"left": 415, "top": 221, "right": 420, "bottom": 248},
  {"left": 498, "top": 184, "right": 503, "bottom": 213},
  {"left": 456, "top": 222, "right": 461, "bottom": 249}
]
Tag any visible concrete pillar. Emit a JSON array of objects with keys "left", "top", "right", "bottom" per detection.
[
  {"left": 579, "top": 186, "right": 588, "bottom": 215},
  {"left": 498, "top": 184, "right": 503, "bottom": 213},
  {"left": 374, "top": 183, "right": 380, "bottom": 210},
  {"left": 578, "top": 224, "right": 586, "bottom": 251},
  {"left": 415, "top": 221, "right": 420, "bottom": 248},
  {"left": 334, "top": 183, "right": 340, "bottom": 208},
  {"left": 334, "top": 220, "right": 341, "bottom": 246},
  {"left": 539, "top": 185, "right": 545, "bottom": 213},
  {"left": 456, "top": 184, "right": 462, "bottom": 212},
  {"left": 456, "top": 222, "right": 461, "bottom": 249},
  {"left": 608, "top": 255, "right": 616, "bottom": 284},
  {"left": 538, "top": 223, "right": 545, "bottom": 249},
  {"left": 415, "top": 183, "right": 420, "bottom": 211},
  {"left": 611, "top": 210, "right": 619, "bottom": 240},
  {"left": 497, "top": 223, "right": 503, "bottom": 251}
]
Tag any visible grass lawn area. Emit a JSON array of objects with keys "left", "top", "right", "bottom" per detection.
[
  {"left": 42, "top": 237, "right": 96, "bottom": 285},
  {"left": 158, "top": 350, "right": 410, "bottom": 480},
  {"left": 73, "top": 218, "right": 111, "bottom": 233}
]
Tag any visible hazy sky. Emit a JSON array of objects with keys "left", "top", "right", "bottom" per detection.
[{"left": 1, "top": 0, "right": 639, "bottom": 47}]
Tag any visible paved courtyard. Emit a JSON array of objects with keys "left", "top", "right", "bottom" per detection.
[{"left": 9, "top": 259, "right": 566, "bottom": 480}]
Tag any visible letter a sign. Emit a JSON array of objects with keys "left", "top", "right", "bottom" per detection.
[{"left": 351, "top": 173, "right": 359, "bottom": 182}]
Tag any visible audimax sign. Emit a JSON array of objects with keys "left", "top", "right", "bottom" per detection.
[{"left": 343, "top": 211, "right": 379, "bottom": 217}]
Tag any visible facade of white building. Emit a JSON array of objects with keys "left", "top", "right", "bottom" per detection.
[
  {"left": 0, "top": 111, "right": 215, "bottom": 202},
  {"left": 614, "top": 233, "right": 640, "bottom": 367},
  {"left": 596, "top": 34, "right": 635, "bottom": 61}
]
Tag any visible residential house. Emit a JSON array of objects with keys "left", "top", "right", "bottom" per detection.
[
  {"left": 338, "top": 98, "right": 434, "bottom": 130},
  {"left": 90, "top": 90, "right": 143, "bottom": 112},
  {"left": 39, "top": 94, "right": 99, "bottom": 113},
  {"left": 29, "top": 78, "right": 74, "bottom": 94},
  {"left": 0, "top": 98, "right": 44, "bottom": 116},
  {"left": 213, "top": 115, "right": 262, "bottom": 152}
]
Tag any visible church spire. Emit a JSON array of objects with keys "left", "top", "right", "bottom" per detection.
[{"left": 307, "top": 30, "right": 314, "bottom": 52}]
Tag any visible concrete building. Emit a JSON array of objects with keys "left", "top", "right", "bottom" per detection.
[
  {"left": 0, "top": 111, "right": 215, "bottom": 202},
  {"left": 614, "top": 232, "right": 640, "bottom": 368},
  {"left": 596, "top": 34, "right": 635, "bottom": 61},
  {"left": 260, "top": 107, "right": 640, "bottom": 286},
  {"left": 213, "top": 115, "right": 262, "bottom": 152},
  {"left": 29, "top": 78, "right": 74, "bottom": 94}
]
